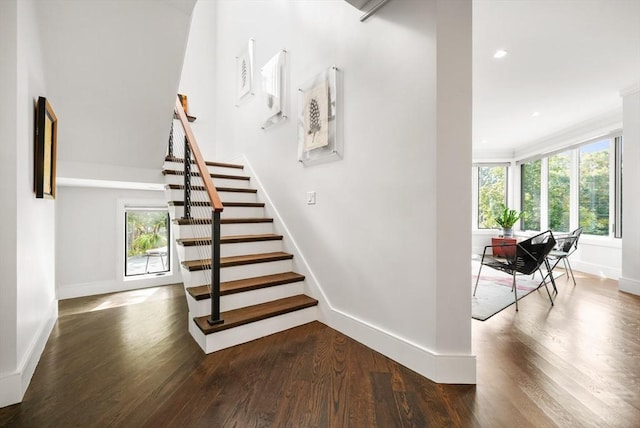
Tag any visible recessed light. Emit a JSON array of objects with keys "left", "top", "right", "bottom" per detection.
[
  {"left": 481, "top": 139, "right": 488, "bottom": 144},
  {"left": 531, "top": 111, "right": 541, "bottom": 117},
  {"left": 493, "top": 50, "right": 508, "bottom": 59}
]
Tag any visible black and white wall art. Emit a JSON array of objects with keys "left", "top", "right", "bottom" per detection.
[
  {"left": 235, "top": 39, "right": 255, "bottom": 106},
  {"left": 297, "top": 65, "right": 341, "bottom": 165}
]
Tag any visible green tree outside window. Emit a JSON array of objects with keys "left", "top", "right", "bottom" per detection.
[
  {"left": 521, "top": 160, "right": 541, "bottom": 230},
  {"left": 548, "top": 152, "right": 571, "bottom": 232},
  {"left": 478, "top": 166, "right": 507, "bottom": 229}
]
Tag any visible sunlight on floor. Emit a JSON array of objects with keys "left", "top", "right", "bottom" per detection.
[
  {"left": 58, "top": 284, "right": 184, "bottom": 318},
  {"left": 91, "top": 288, "right": 159, "bottom": 312}
]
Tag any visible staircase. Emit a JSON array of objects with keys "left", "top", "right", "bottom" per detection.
[{"left": 162, "top": 156, "right": 318, "bottom": 353}]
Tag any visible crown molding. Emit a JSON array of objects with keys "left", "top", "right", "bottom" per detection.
[{"left": 620, "top": 82, "right": 640, "bottom": 97}]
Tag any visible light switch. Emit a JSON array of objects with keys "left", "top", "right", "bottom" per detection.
[{"left": 307, "top": 191, "right": 316, "bottom": 205}]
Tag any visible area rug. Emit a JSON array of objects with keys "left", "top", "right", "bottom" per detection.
[{"left": 471, "top": 261, "right": 556, "bottom": 321}]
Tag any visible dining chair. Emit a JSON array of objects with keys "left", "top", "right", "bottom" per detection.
[{"left": 474, "top": 230, "right": 557, "bottom": 311}]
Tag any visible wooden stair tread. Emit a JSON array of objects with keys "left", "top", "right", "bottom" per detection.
[
  {"left": 193, "top": 295, "right": 318, "bottom": 334},
  {"left": 182, "top": 251, "right": 293, "bottom": 271},
  {"left": 163, "top": 169, "right": 250, "bottom": 181},
  {"left": 174, "top": 217, "right": 273, "bottom": 225},
  {"left": 187, "top": 272, "right": 305, "bottom": 300},
  {"left": 165, "top": 184, "right": 257, "bottom": 194},
  {"left": 178, "top": 234, "right": 283, "bottom": 247},
  {"left": 168, "top": 201, "right": 264, "bottom": 208},
  {"left": 165, "top": 156, "right": 244, "bottom": 170}
]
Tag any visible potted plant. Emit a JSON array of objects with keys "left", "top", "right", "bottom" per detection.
[{"left": 495, "top": 204, "right": 524, "bottom": 237}]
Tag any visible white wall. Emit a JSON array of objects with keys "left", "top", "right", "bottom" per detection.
[
  {"left": 0, "top": 0, "right": 20, "bottom": 402},
  {"left": 0, "top": 0, "right": 57, "bottom": 408},
  {"left": 179, "top": 0, "right": 217, "bottom": 161},
  {"left": 56, "top": 186, "right": 182, "bottom": 299},
  {"left": 620, "top": 88, "right": 640, "bottom": 295},
  {"left": 184, "top": 0, "right": 474, "bottom": 382},
  {"left": 435, "top": 0, "right": 473, "bottom": 357}
]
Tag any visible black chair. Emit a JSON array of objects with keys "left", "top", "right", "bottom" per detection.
[
  {"left": 474, "top": 230, "right": 557, "bottom": 311},
  {"left": 547, "top": 227, "right": 582, "bottom": 286}
]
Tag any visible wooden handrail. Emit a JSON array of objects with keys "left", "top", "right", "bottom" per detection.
[{"left": 173, "top": 97, "right": 224, "bottom": 212}]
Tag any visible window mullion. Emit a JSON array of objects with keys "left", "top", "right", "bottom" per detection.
[
  {"left": 541, "top": 157, "right": 549, "bottom": 230},
  {"left": 570, "top": 149, "right": 579, "bottom": 231}
]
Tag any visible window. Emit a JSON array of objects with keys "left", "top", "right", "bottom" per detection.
[
  {"left": 579, "top": 140, "right": 610, "bottom": 236},
  {"left": 477, "top": 166, "right": 507, "bottom": 229},
  {"left": 521, "top": 159, "right": 541, "bottom": 230},
  {"left": 548, "top": 151, "right": 571, "bottom": 232},
  {"left": 125, "top": 208, "right": 170, "bottom": 276},
  {"left": 511, "top": 133, "right": 622, "bottom": 238}
]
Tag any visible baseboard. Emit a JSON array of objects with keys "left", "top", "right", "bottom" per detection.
[
  {"left": 618, "top": 276, "right": 640, "bottom": 296},
  {"left": 57, "top": 275, "right": 181, "bottom": 300},
  {"left": 328, "top": 309, "right": 476, "bottom": 384},
  {"left": 571, "top": 260, "right": 621, "bottom": 280},
  {"left": 0, "top": 300, "right": 57, "bottom": 408},
  {"left": 239, "top": 155, "right": 476, "bottom": 384}
]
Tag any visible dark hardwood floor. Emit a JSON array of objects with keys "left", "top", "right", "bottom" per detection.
[{"left": 1, "top": 270, "right": 639, "bottom": 427}]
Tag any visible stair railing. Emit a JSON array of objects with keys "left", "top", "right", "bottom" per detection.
[{"left": 172, "top": 96, "right": 224, "bottom": 326}]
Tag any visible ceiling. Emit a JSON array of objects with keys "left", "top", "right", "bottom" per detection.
[
  {"left": 473, "top": 0, "right": 640, "bottom": 158},
  {"left": 36, "top": 0, "right": 196, "bottom": 180}
]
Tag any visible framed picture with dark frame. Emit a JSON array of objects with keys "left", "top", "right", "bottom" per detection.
[{"left": 34, "top": 96, "right": 57, "bottom": 199}]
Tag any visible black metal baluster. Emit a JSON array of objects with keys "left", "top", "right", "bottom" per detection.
[
  {"left": 208, "top": 210, "right": 223, "bottom": 325},
  {"left": 183, "top": 139, "right": 191, "bottom": 220},
  {"left": 168, "top": 123, "right": 174, "bottom": 158}
]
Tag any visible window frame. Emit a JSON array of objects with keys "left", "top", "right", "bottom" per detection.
[
  {"left": 513, "top": 132, "right": 622, "bottom": 238},
  {"left": 124, "top": 207, "right": 171, "bottom": 278},
  {"left": 473, "top": 163, "right": 509, "bottom": 230},
  {"left": 117, "top": 200, "right": 174, "bottom": 282}
]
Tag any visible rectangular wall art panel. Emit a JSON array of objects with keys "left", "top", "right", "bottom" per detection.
[
  {"left": 261, "top": 50, "right": 287, "bottom": 129},
  {"left": 236, "top": 39, "right": 255, "bottom": 106},
  {"left": 297, "top": 65, "right": 341, "bottom": 166}
]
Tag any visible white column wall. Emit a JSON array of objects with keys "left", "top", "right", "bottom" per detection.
[
  {"left": 0, "top": 0, "right": 58, "bottom": 408},
  {"left": 435, "top": 0, "right": 473, "bottom": 359},
  {"left": 620, "top": 88, "right": 640, "bottom": 295},
  {"left": 0, "top": 0, "right": 20, "bottom": 386},
  {"left": 184, "top": 0, "right": 474, "bottom": 382}
]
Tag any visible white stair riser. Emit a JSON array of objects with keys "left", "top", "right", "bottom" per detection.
[
  {"left": 164, "top": 174, "right": 250, "bottom": 189},
  {"left": 170, "top": 205, "right": 264, "bottom": 219},
  {"left": 163, "top": 161, "right": 244, "bottom": 176},
  {"left": 189, "top": 307, "right": 318, "bottom": 354},
  {"left": 186, "top": 281, "right": 304, "bottom": 317},
  {"left": 180, "top": 259, "right": 294, "bottom": 287},
  {"left": 165, "top": 188, "right": 257, "bottom": 203},
  {"left": 173, "top": 222, "right": 274, "bottom": 240},
  {"left": 177, "top": 240, "right": 283, "bottom": 261}
]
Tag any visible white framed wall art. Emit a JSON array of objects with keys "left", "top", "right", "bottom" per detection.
[
  {"left": 297, "top": 65, "right": 341, "bottom": 165},
  {"left": 236, "top": 39, "right": 255, "bottom": 106},
  {"left": 261, "top": 49, "right": 287, "bottom": 129}
]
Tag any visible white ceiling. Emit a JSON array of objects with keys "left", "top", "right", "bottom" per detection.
[
  {"left": 473, "top": 0, "right": 640, "bottom": 158},
  {"left": 36, "top": 0, "right": 196, "bottom": 176}
]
